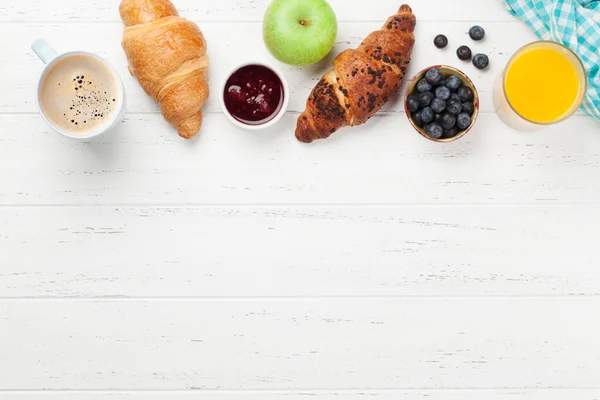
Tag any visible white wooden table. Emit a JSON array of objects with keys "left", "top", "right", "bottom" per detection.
[{"left": 1, "top": 0, "right": 600, "bottom": 398}]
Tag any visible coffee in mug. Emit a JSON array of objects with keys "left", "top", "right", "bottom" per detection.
[
  {"left": 33, "top": 39, "right": 124, "bottom": 138},
  {"left": 39, "top": 53, "right": 120, "bottom": 134}
]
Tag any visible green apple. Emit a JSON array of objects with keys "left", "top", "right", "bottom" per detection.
[{"left": 263, "top": 0, "right": 337, "bottom": 66}]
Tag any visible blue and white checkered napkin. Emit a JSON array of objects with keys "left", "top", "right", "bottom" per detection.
[{"left": 502, "top": 0, "right": 600, "bottom": 122}]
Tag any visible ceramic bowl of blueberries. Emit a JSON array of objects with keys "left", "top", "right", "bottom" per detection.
[{"left": 404, "top": 65, "right": 479, "bottom": 142}]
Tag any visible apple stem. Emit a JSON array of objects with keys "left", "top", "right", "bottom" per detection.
[{"left": 299, "top": 20, "right": 311, "bottom": 26}]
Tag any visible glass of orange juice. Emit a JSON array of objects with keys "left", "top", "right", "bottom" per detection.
[{"left": 493, "top": 41, "right": 587, "bottom": 132}]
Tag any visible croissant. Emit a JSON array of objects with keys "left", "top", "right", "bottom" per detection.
[
  {"left": 296, "top": 5, "right": 416, "bottom": 143},
  {"left": 120, "top": 0, "right": 209, "bottom": 139}
]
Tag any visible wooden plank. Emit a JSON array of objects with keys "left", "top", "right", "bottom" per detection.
[
  {"left": 1, "top": 113, "right": 599, "bottom": 205},
  {"left": 0, "top": 0, "right": 516, "bottom": 22},
  {"left": 1, "top": 206, "right": 599, "bottom": 297},
  {"left": 0, "top": 21, "right": 536, "bottom": 114},
  {"left": 1, "top": 390, "right": 600, "bottom": 399},
  {"left": 0, "top": 299, "right": 599, "bottom": 389}
]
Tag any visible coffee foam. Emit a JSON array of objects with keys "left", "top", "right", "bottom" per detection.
[{"left": 40, "top": 53, "right": 119, "bottom": 134}]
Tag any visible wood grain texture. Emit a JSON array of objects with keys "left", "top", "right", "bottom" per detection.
[
  {"left": 1, "top": 299, "right": 599, "bottom": 389},
  {"left": 1, "top": 113, "right": 599, "bottom": 205},
  {"left": 0, "top": 22, "right": 536, "bottom": 114},
  {"left": 0, "top": 0, "right": 516, "bottom": 22},
  {"left": 2, "top": 0, "right": 600, "bottom": 396},
  {"left": 1, "top": 206, "right": 599, "bottom": 297},
  {"left": 2, "top": 391, "right": 600, "bottom": 399}
]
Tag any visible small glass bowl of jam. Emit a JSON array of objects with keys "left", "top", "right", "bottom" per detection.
[{"left": 220, "top": 62, "right": 289, "bottom": 130}]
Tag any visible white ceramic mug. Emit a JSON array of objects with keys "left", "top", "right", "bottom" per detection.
[{"left": 32, "top": 39, "right": 126, "bottom": 139}]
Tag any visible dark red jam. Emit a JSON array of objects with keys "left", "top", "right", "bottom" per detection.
[{"left": 223, "top": 64, "right": 284, "bottom": 125}]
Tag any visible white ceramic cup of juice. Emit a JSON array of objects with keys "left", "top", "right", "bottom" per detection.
[{"left": 493, "top": 41, "right": 587, "bottom": 132}]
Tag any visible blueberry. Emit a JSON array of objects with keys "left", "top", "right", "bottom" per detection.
[
  {"left": 457, "top": 112, "right": 472, "bottom": 130},
  {"left": 446, "top": 75, "right": 462, "bottom": 91},
  {"left": 443, "top": 128, "right": 460, "bottom": 139},
  {"left": 438, "top": 79, "right": 446, "bottom": 87},
  {"left": 418, "top": 91, "right": 434, "bottom": 108},
  {"left": 458, "top": 86, "right": 474, "bottom": 102},
  {"left": 412, "top": 110, "right": 424, "bottom": 127},
  {"left": 417, "top": 78, "right": 433, "bottom": 93},
  {"left": 451, "top": 93, "right": 461, "bottom": 102},
  {"left": 435, "top": 85, "right": 451, "bottom": 101},
  {"left": 434, "top": 34, "right": 448, "bottom": 49},
  {"left": 446, "top": 99, "right": 463, "bottom": 115},
  {"left": 440, "top": 113, "right": 457, "bottom": 130},
  {"left": 434, "top": 113, "right": 443, "bottom": 124},
  {"left": 425, "top": 68, "right": 443, "bottom": 85},
  {"left": 431, "top": 97, "right": 447, "bottom": 114},
  {"left": 472, "top": 53, "right": 489, "bottom": 70},
  {"left": 469, "top": 25, "right": 485, "bottom": 41},
  {"left": 406, "top": 95, "right": 420, "bottom": 113},
  {"left": 457, "top": 45, "right": 472, "bottom": 61},
  {"left": 424, "top": 123, "right": 444, "bottom": 140},
  {"left": 421, "top": 107, "right": 434, "bottom": 124},
  {"left": 462, "top": 102, "right": 475, "bottom": 115}
]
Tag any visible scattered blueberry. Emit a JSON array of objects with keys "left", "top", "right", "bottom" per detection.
[
  {"left": 441, "top": 113, "right": 457, "bottom": 130},
  {"left": 457, "top": 112, "right": 472, "bottom": 130},
  {"left": 462, "top": 102, "right": 475, "bottom": 115},
  {"left": 406, "top": 95, "right": 420, "bottom": 113},
  {"left": 413, "top": 110, "right": 424, "bottom": 127},
  {"left": 446, "top": 98, "right": 463, "bottom": 115},
  {"left": 446, "top": 75, "right": 462, "bottom": 91},
  {"left": 431, "top": 97, "right": 447, "bottom": 114},
  {"left": 434, "top": 34, "right": 448, "bottom": 49},
  {"left": 472, "top": 53, "right": 490, "bottom": 70},
  {"left": 469, "top": 25, "right": 485, "bottom": 41},
  {"left": 435, "top": 85, "right": 451, "bottom": 101},
  {"left": 425, "top": 123, "right": 444, "bottom": 139},
  {"left": 458, "top": 86, "right": 474, "bottom": 102},
  {"left": 425, "top": 68, "right": 443, "bottom": 85},
  {"left": 443, "top": 128, "right": 460, "bottom": 139},
  {"left": 418, "top": 91, "right": 434, "bottom": 108},
  {"left": 417, "top": 78, "right": 433, "bottom": 93},
  {"left": 457, "top": 45, "right": 472, "bottom": 61},
  {"left": 421, "top": 107, "right": 434, "bottom": 124}
]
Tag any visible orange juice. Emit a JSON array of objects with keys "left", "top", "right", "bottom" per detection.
[{"left": 494, "top": 41, "right": 586, "bottom": 131}]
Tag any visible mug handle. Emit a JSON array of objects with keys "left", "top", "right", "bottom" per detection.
[{"left": 32, "top": 39, "right": 58, "bottom": 64}]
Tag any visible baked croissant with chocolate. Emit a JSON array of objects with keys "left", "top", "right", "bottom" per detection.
[
  {"left": 120, "top": 0, "right": 209, "bottom": 139},
  {"left": 296, "top": 5, "right": 416, "bottom": 143}
]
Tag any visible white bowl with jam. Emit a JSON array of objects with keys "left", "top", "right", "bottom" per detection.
[{"left": 220, "top": 62, "right": 289, "bottom": 130}]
